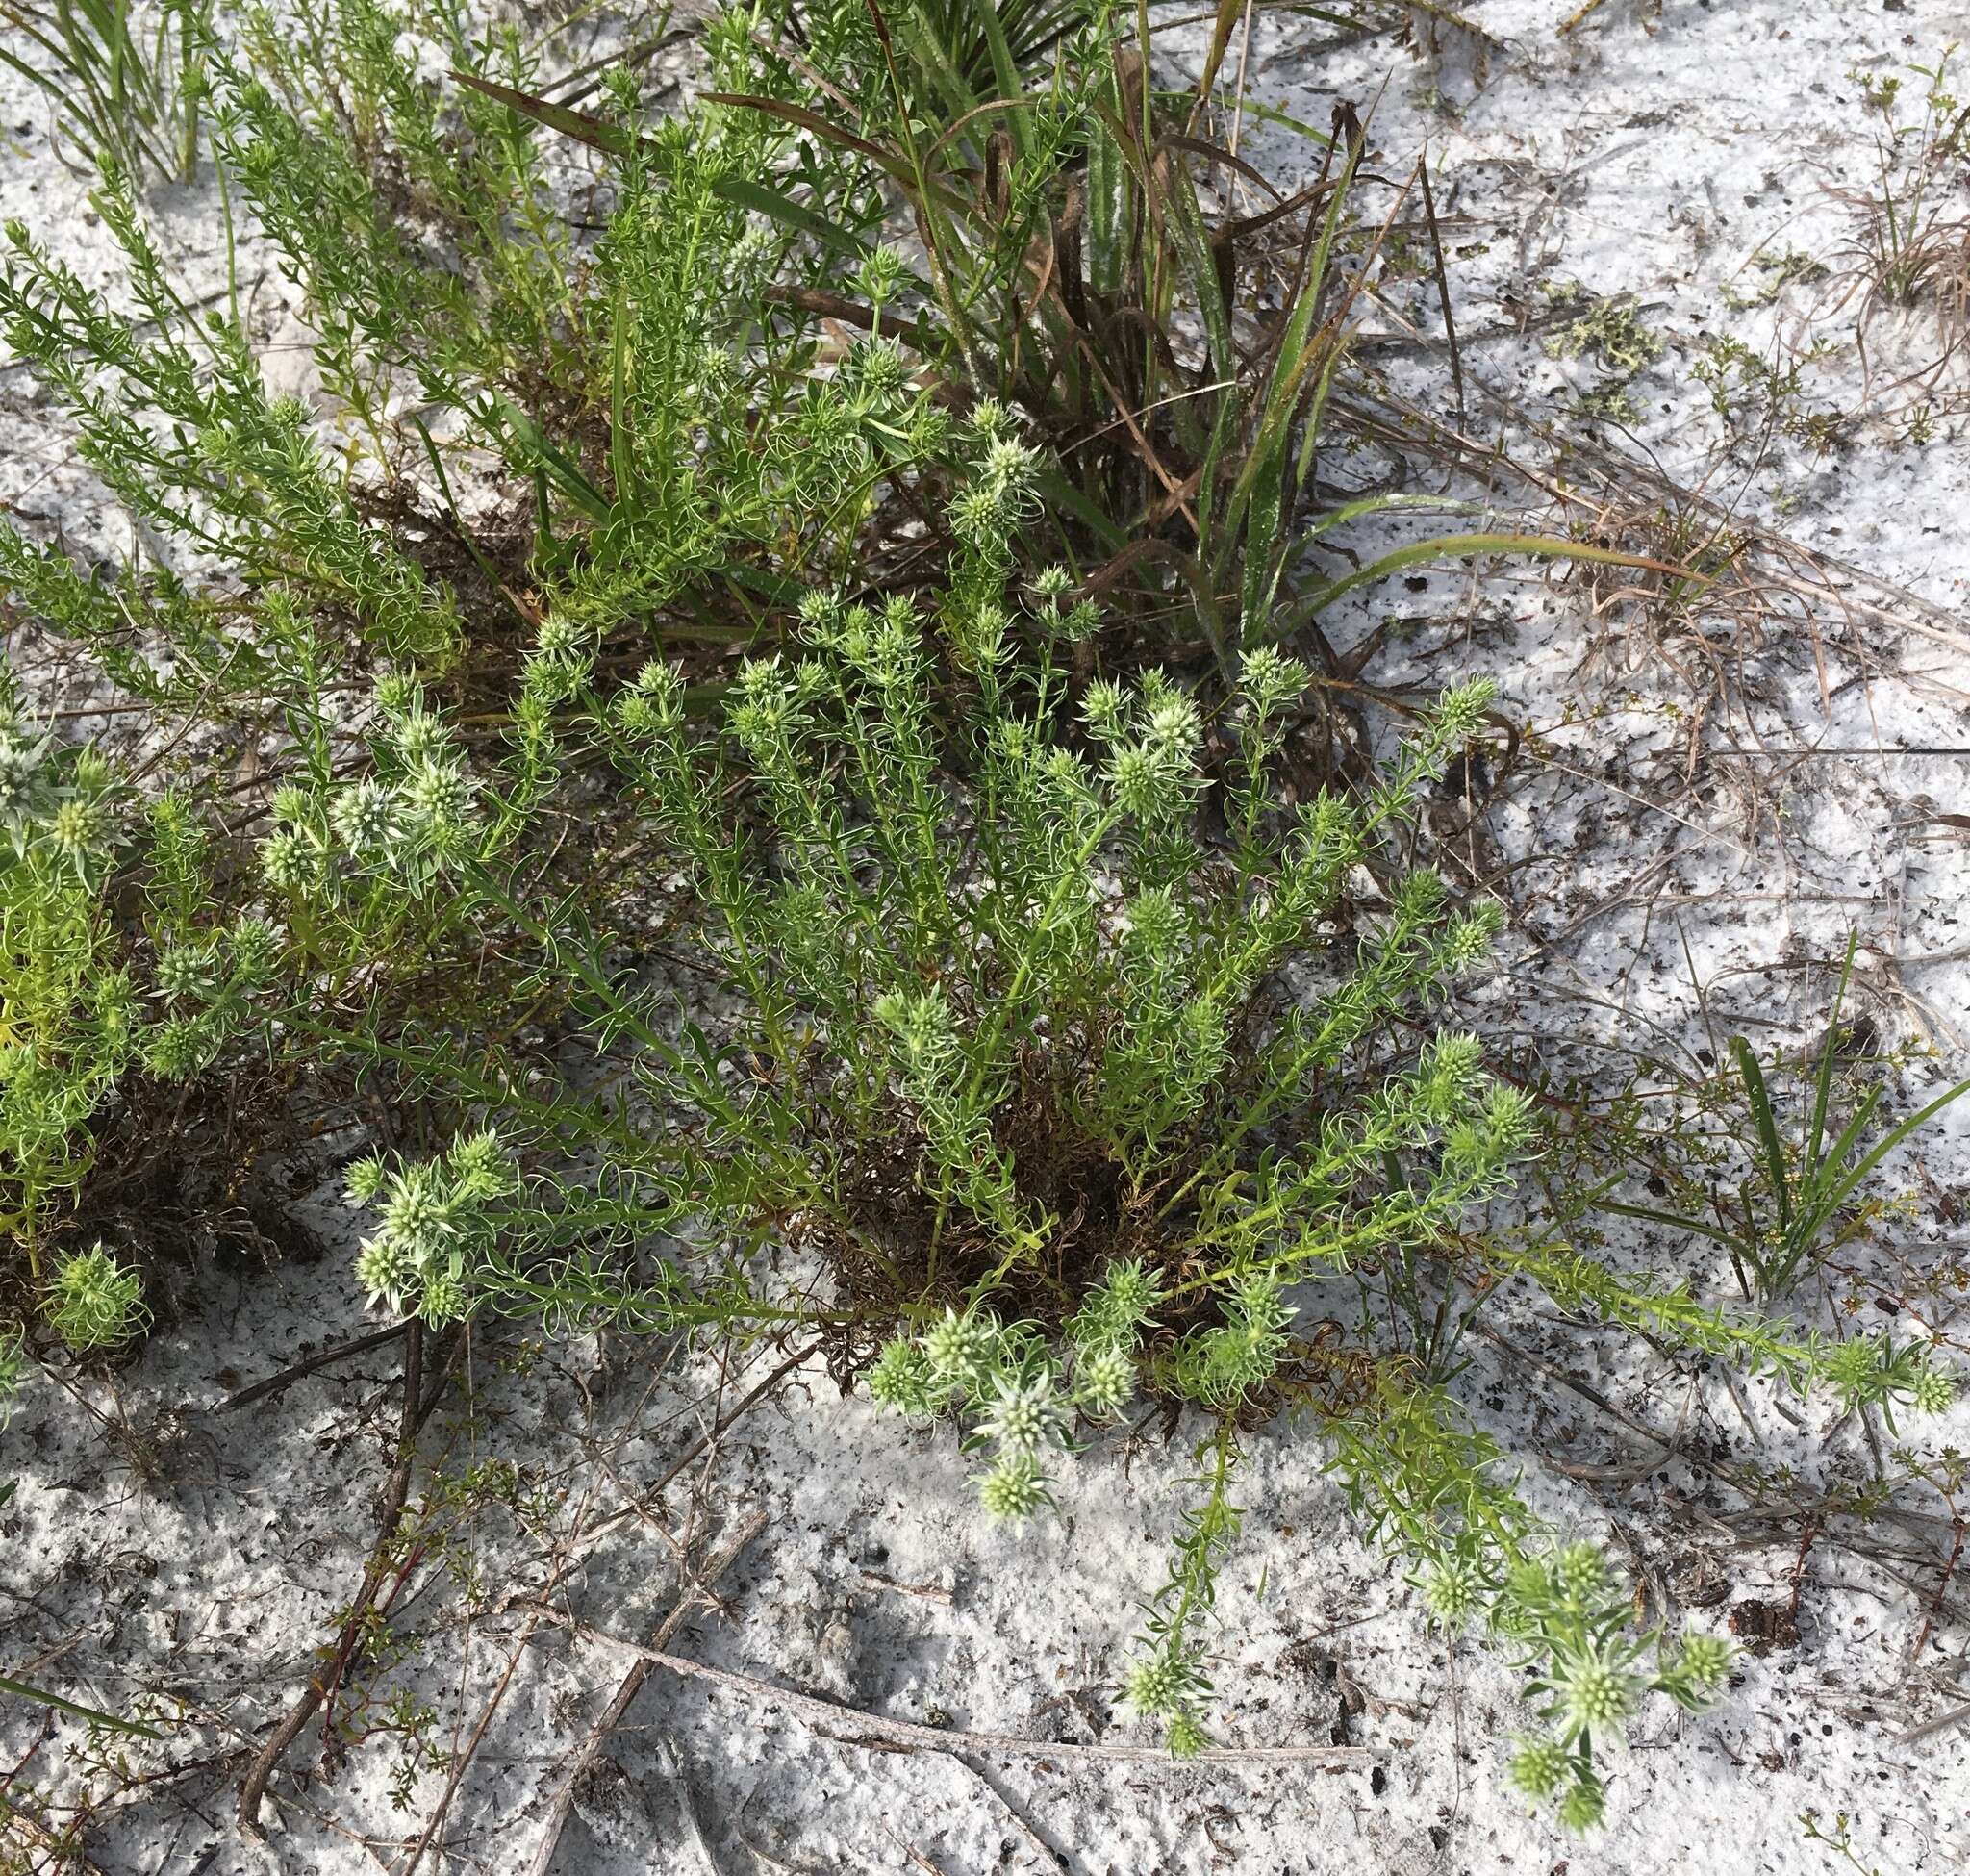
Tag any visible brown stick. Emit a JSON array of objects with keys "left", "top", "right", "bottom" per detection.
[
  {"left": 541, "top": 1621, "right": 1389, "bottom": 1767},
  {"left": 397, "top": 1614, "right": 542, "bottom": 1876},
  {"left": 215, "top": 1321, "right": 410, "bottom": 1415},
  {"left": 522, "top": 1510, "right": 770, "bottom": 1876},
  {"left": 238, "top": 1321, "right": 451, "bottom": 1835}
]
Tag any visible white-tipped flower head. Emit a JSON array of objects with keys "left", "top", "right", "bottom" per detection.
[
  {"left": 977, "top": 1449, "right": 1051, "bottom": 1522},
  {"left": 1556, "top": 1651, "right": 1638, "bottom": 1734},
  {"left": 921, "top": 1306, "right": 995, "bottom": 1386},
  {"left": 1074, "top": 1344, "right": 1135, "bottom": 1418},
  {"left": 974, "top": 1368, "right": 1067, "bottom": 1453},
  {"left": 1911, "top": 1363, "right": 1956, "bottom": 1414},
  {"left": 1425, "top": 1553, "right": 1486, "bottom": 1627},
  {"left": 868, "top": 1336, "right": 938, "bottom": 1417},
  {"left": 329, "top": 778, "right": 406, "bottom": 865}
]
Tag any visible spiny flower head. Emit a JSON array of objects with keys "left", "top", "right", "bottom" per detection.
[
  {"left": 1910, "top": 1363, "right": 1956, "bottom": 1414},
  {"left": 974, "top": 1368, "right": 1067, "bottom": 1453},
  {"left": 1238, "top": 646, "right": 1312, "bottom": 720},
  {"left": 1073, "top": 1343, "right": 1135, "bottom": 1417},
  {"left": 1122, "top": 1647, "right": 1205, "bottom": 1720},
  {"left": 921, "top": 1306, "right": 995, "bottom": 1386},
  {"left": 329, "top": 778, "right": 406, "bottom": 863},
  {"left": 977, "top": 1449, "right": 1051, "bottom": 1522},
  {"left": 1555, "top": 1650, "right": 1638, "bottom": 1734},
  {"left": 1553, "top": 1542, "right": 1612, "bottom": 1606},
  {"left": 868, "top": 1336, "right": 938, "bottom": 1417},
  {"left": 1658, "top": 1633, "right": 1734, "bottom": 1710},
  {"left": 1425, "top": 1553, "right": 1486, "bottom": 1627},
  {"left": 45, "top": 1243, "right": 147, "bottom": 1351},
  {"left": 1507, "top": 1737, "right": 1572, "bottom": 1802},
  {"left": 154, "top": 944, "right": 211, "bottom": 1002}
]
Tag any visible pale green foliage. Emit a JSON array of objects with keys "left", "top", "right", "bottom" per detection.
[
  {"left": 348, "top": 1129, "right": 517, "bottom": 1325},
  {"left": 0, "top": 0, "right": 1958, "bottom": 1840},
  {"left": 45, "top": 1241, "right": 148, "bottom": 1350},
  {"left": 1496, "top": 1543, "right": 1733, "bottom": 1829}
]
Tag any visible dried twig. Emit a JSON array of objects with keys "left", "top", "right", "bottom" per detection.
[
  {"left": 215, "top": 1321, "right": 410, "bottom": 1415},
  {"left": 398, "top": 1613, "right": 543, "bottom": 1876},
  {"left": 540, "top": 1623, "right": 1387, "bottom": 1768},
  {"left": 523, "top": 1509, "right": 770, "bottom": 1876},
  {"left": 239, "top": 1321, "right": 457, "bottom": 1834}
]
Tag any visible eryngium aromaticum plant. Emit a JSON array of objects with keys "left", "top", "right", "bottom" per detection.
[
  {"left": 292, "top": 440, "right": 1954, "bottom": 1819},
  {"left": 284, "top": 423, "right": 1569, "bottom": 1778}
]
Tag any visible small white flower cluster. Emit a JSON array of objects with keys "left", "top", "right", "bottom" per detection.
[
  {"left": 947, "top": 402, "right": 1040, "bottom": 552},
  {"left": 347, "top": 1130, "right": 517, "bottom": 1326},
  {"left": 262, "top": 676, "right": 482, "bottom": 894},
  {"left": 1496, "top": 1541, "right": 1735, "bottom": 1831},
  {"left": 867, "top": 1261, "right": 1165, "bottom": 1524},
  {"left": 1080, "top": 669, "right": 1204, "bottom": 824},
  {"left": 0, "top": 705, "right": 119, "bottom": 877}
]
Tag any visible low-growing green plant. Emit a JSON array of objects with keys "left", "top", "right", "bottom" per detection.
[
  {"left": 254, "top": 435, "right": 1951, "bottom": 1822},
  {"left": 42, "top": 1240, "right": 148, "bottom": 1349},
  {"left": 0, "top": 0, "right": 1958, "bottom": 1842}
]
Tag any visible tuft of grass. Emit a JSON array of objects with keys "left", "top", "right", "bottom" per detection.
[
  {"left": 1594, "top": 936, "right": 1970, "bottom": 1305},
  {"left": 0, "top": 0, "right": 209, "bottom": 183}
]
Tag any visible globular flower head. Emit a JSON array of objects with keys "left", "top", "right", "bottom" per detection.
[
  {"left": 47, "top": 794, "right": 115, "bottom": 873},
  {"left": 228, "top": 917, "right": 282, "bottom": 985},
  {"left": 1105, "top": 739, "right": 1190, "bottom": 821},
  {"left": 1507, "top": 1736, "right": 1572, "bottom": 1802},
  {"left": 1073, "top": 1344, "right": 1135, "bottom": 1418},
  {"left": 345, "top": 1153, "right": 389, "bottom": 1206},
  {"left": 976, "top": 1449, "right": 1051, "bottom": 1522},
  {"left": 1079, "top": 678, "right": 1129, "bottom": 742},
  {"left": 154, "top": 944, "right": 211, "bottom": 1003},
  {"left": 854, "top": 241, "right": 907, "bottom": 306},
  {"left": 868, "top": 1336, "right": 939, "bottom": 1417},
  {"left": 1553, "top": 1542, "right": 1612, "bottom": 1606},
  {"left": 1659, "top": 1633, "right": 1734, "bottom": 1710},
  {"left": 1424, "top": 1553, "right": 1486, "bottom": 1628},
  {"left": 921, "top": 1306, "right": 995, "bottom": 1387},
  {"left": 354, "top": 1232, "right": 410, "bottom": 1314},
  {"left": 446, "top": 1129, "right": 513, "bottom": 1200},
  {"left": 329, "top": 778, "right": 406, "bottom": 864},
  {"left": 1556, "top": 1651, "right": 1638, "bottom": 1735},
  {"left": 1122, "top": 1646, "right": 1206, "bottom": 1721},
  {"left": 402, "top": 754, "right": 475, "bottom": 834},
  {"left": 1238, "top": 646, "right": 1311, "bottom": 720},
  {"left": 419, "top": 1271, "right": 471, "bottom": 1325},
  {"left": 45, "top": 1243, "right": 148, "bottom": 1352},
  {"left": 143, "top": 1016, "right": 213, "bottom": 1079},
  {"left": 974, "top": 1368, "right": 1067, "bottom": 1453},
  {"left": 1910, "top": 1363, "right": 1956, "bottom": 1415},
  {"left": 1432, "top": 677, "right": 1498, "bottom": 742},
  {"left": 1165, "top": 1709, "right": 1210, "bottom": 1759}
]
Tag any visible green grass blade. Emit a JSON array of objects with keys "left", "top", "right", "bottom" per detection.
[
  {"left": 0, "top": 1671, "right": 164, "bottom": 1737},
  {"left": 1730, "top": 1036, "right": 1793, "bottom": 1235},
  {"left": 1282, "top": 532, "right": 1706, "bottom": 637}
]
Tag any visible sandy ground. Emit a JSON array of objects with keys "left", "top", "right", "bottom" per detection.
[{"left": 5, "top": 1, "right": 1970, "bottom": 1871}]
